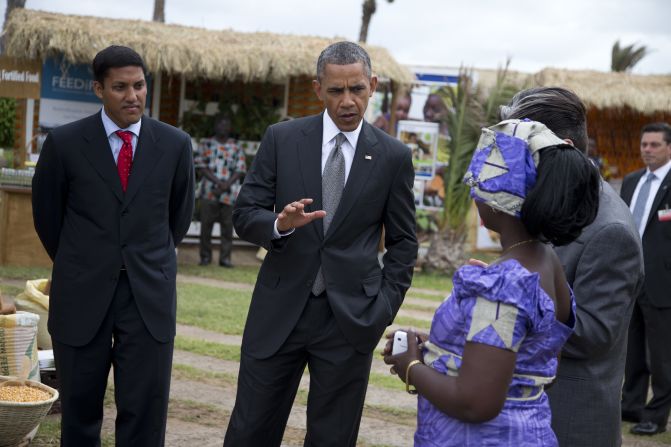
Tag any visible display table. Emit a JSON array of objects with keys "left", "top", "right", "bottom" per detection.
[{"left": 0, "top": 187, "right": 51, "bottom": 267}]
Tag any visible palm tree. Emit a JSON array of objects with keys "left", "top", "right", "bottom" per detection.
[
  {"left": 4, "top": 0, "right": 25, "bottom": 26},
  {"left": 359, "top": 0, "right": 394, "bottom": 43},
  {"left": 153, "top": 0, "right": 165, "bottom": 22},
  {"left": 2, "top": 0, "right": 25, "bottom": 52},
  {"left": 423, "top": 63, "right": 519, "bottom": 273},
  {"left": 611, "top": 40, "right": 648, "bottom": 72}
]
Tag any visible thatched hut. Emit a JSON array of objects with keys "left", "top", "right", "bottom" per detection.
[
  {"left": 476, "top": 67, "right": 671, "bottom": 178},
  {"left": 3, "top": 8, "right": 412, "bottom": 146}
]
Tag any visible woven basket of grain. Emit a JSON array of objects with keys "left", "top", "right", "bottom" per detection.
[{"left": 0, "top": 375, "right": 59, "bottom": 447}]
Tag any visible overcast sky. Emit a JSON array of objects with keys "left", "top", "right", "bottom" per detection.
[{"left": 2, "top": 0, "right": 670, "bottom": 74}]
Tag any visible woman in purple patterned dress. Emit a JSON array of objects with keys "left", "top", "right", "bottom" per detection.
[{"left": 384, "top": 119, "right": 600, "bottom": 446}]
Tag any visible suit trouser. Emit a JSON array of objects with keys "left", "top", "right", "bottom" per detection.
[
  {"left": 622, "top": 293, "right": 671, "bottom": 426},
  {"left": 199, "top": 198, "right": 233, "bottom": 264},
  {"left": 224, "top": 294, "right": 373, "bottom": 447},
  {"left": 52, "top": 271, "right": 174, "bottom": 447}
]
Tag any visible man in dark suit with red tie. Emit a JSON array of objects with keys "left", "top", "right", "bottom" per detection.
[
  {"left": 224, "top": 41, "right": 418, "bottom": 446},
  {"left": 621, "top": 122, "right": 671, "bottom": 436},
  {"left": 32, "top": 45, "right": 195, "bottom": 446}
]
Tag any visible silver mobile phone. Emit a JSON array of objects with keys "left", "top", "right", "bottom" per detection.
[{"left": 392, "top": 330, "right": 408, "bottom": 355}]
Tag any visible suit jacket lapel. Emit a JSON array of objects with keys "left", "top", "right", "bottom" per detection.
[
  {"left": 645, "top": 169, "right": 671, "bottom": 229},
  {"left": 325, "top": 121, "right": 379, "bottom": 239},
  {"left": 296, "top": 115, "right": 324, "bottom": 239},
  {"left": 81, "top": 112, "right": 124, "bottom": 202},
  {"left": 122, "top": 118, "right": 165, "bottom": 209}
]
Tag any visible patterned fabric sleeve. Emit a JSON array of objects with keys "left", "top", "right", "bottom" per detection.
[
  {"left": 455, "top": 260, "right": 545, "bottom": 353},
  {"left": 465, "top": 297, "right": 529, "bottom": 352},
  {"left": 234, "top": 144, "right": 247, "bottom": 174},
  {"left": 193, "top": 139, "right": 210, "bottom": 169}
]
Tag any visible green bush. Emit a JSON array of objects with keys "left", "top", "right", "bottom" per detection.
[{"left": 0, "top": 98, "right": 16, "bottom": 148}]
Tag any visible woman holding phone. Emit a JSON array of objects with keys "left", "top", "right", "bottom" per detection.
[{"left": 383, "top": 119, "right": 600, "bottom": 446}]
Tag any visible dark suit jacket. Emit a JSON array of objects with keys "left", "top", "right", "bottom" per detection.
[
  {"left": 32, "top": 111, "right": 195, "bottom": 346},
  {"left": 621, "top": 167, "right": 671, "bottom": 307},
  {"left": 548, "top": 181, "right": 643, "bottom": 447},
  {"left": 233, "top": 114, "right": 418, "bottom": 359}
]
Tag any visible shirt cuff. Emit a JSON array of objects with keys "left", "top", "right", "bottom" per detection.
[{"left": 273, "top": 218, "right": 295, "bottom": 239}]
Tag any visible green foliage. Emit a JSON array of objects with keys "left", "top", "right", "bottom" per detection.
[
  {"left": 180, "top": 83, "right": 280, "bottom": 141},
  {"left": 415, "top": 209, "right": 439, "bottom": 233},
  {"left": 0, "top": 98, "right": 16, "bottom": 148},
  {"left": 611, "top": 40, "right": 648, "bottom": 72},
  {"left": 180, "top": 99, "right": 215, "bottom": 140},
  {"left": 422, "top": 63, "right": 518, "bottom": 273},
  {"left": 437, "top": 62, "right": 518, "bottom": 234},
  {"left": 438, "top": 70, "right": 483, "bottom": 234}
]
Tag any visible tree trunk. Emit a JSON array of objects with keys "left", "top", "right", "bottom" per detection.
[
  {"left": 2, "top": 0, "right": 26, "bottom": 53},
  {"left": 422, "top": 227, "right": 468, "bottom": 275},
  {"left": 153, "top": 0, "right": 165, "bottom": 23},
  {"left": 358, "top": 0, "right": 376, "bottom": 43},
  {"left": 4, "top": 0, "right": 25, "bottom": 25}
]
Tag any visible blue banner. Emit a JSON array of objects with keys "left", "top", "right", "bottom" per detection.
[
  {"left": 40, "top": 56, "right": 152, "bottom": 105},
  {"left": 41, "top": 57, "right": 99, "bottom": 103}
]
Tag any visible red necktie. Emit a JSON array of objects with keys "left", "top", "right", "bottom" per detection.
[{"left": 115, "top": 130, "right": 133, "bottom": 192}]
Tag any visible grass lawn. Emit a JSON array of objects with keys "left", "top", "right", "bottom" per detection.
[
  {"left": 13, "top": 252, "right": 671, "bottom": 445},
  {"left": 178, "top": 263, "right": 259, "bottom": 285},
  {"left": 0, "top": 265, "right": 52, "bottom": 280},
  {"left": 176, "top": 283, "right": 251, "bottom": 334},
  {"left": 174, "top": 336, "right": 241, "bottom": 361}
]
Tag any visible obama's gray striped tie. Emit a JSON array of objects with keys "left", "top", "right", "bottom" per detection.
[{"left": 312, "top": 133, "right": 346, "bottom": 296}]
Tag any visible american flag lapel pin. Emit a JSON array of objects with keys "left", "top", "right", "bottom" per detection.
[{"left": 365, "top": 154, "right": 372, "bottom": 160}]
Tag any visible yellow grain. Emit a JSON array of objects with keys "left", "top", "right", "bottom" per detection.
[{"left": 0, "top": 385, "right": 51, "bottom": 403}]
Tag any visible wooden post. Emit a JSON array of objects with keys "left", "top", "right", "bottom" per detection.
[
  {"left": 151, "top": 71, "right": 162, "bottom": 120},
  {"left": 387, "top": 80, "right": 399, "bottom": 137},
  {"left": 12, "top": 98, "right": 26, "bottom": 168}
]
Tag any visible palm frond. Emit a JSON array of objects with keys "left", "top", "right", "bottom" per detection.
[{"left": 611, "top": 40, "right": 648, "bottom": 72}]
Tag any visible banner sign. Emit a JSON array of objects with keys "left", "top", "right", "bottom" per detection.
[{"left": 0, "top": 56, "right": 41, "bottom": 99}]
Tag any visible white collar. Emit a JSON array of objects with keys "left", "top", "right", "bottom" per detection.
[
  {"left": 322, "top": 111, "right": 363, "bottom": 148},
  {"left": 101, "top": 107, "right": 142, "bottom": 138},
  {"left": 646, "top": 159, "right": 671, "bottom": 181}
]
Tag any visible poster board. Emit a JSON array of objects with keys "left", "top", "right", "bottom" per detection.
[
  {"left": 397, "top": 120, "right": 438, "bottom": 179},
  {"left": 0, "top": 56, "right": 41, "bottom": 99}
]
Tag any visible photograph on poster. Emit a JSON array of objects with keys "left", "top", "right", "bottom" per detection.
[
  {"left": 397, "top": 119, "right": 438, "bottom": 179},
  {"left": 413, "top": 179, "right": 424, "bottom": 207}
]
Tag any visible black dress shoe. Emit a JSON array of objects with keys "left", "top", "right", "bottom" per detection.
[
  {"left": 219, "top": 259, "right": 233, "bottom": 268},
  {"left": 622, "top": 410, "right": 641, "bottom": 423},
  {"left": 630, "top": 421, "right": 667, "bottom": 435},
  {"left": 198, "top": 259, "right": 211, "bottom": 266}
]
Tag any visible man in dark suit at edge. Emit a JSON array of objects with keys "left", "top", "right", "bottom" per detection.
[
  {"left": 32, "top": 45, "right": 195, "bottom": 446},
  {"left": 224, "top": 41, "right": 418, "bottom": 446},
  {"left": 621, "top": 122, "right": 671, "bottom": 436}
]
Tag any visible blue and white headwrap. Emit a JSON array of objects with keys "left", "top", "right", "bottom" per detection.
[{"left": 463, "top": 119, "right": 571, "bottom": 217}]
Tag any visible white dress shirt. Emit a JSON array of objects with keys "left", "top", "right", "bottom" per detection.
[
  {"left": 629, "top": 159, "right": 671, "bottom": 236},
  {"left": 273, "top": 112, "right": 364, "bottom": 238},
  {"left": 100, "top": 107, "right": 142, "bottom": 163}
]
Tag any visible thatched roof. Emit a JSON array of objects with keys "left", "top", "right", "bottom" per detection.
[
  {"left": 3, "top": 8, "right": 413, "bottom": 84},
  {"left": 534, "top": 68, "right": 671, "bottom": 113},
  {"left": 475, "top": 67, "right": 671, "bottom": 114}
]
